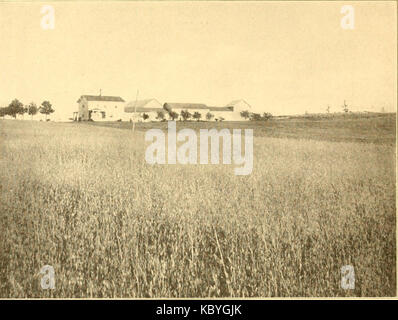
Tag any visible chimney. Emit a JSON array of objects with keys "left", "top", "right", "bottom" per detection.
[{"left": 99, "top": 89, "right": 102, "bottom": 96}]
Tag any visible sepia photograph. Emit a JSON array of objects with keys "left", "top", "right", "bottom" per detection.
[{"left": 0, "top": 0, "right": 396, "bottom": 300}]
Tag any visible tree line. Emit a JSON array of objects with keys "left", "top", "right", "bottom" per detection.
[
  {"left": 240, "top": 110, "right": 272, "bottom": 121},
  {"left": 141, "top": 110, "right": 273, "bottom": 122},
  {"left": 142, "top": 110, "right": 215, "bottom": 122},
  {"left": 0, "top": 99, "right": 55, "bottom": 120}
]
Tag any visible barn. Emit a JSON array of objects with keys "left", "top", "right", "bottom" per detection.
[
  {"left": 124, "top": 99, "right": 165, "bottom": 122},
  {"left": 210, "top": 100, "right": 252, "bottom": 121},
  {"left": 208, "top": 106, "right": 234, "bottom": 121},
  {"left": 163, "top": 103, "right": 210, "bottom": 121},
  {"left": 163, "top": 101, "right": 252, "bottom": 121}
]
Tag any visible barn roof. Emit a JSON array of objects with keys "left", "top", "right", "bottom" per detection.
[
  {"left": 163, "top": 103, "right": 209, "bottom": 111},
  {"left": 129, "top": 107, "right": 164, "bottom": 113},
  {"left": 124, "top": 99, "right": 163, "bottom": 113},
  {"left": 208, "top": 106, "right": 234, "bottom": 112},
  {"left": 77, "top": 95, "right": 125, "bottom": 103},
  {"left": 224, "top": 99, "right": 251, "bottom": 108}
]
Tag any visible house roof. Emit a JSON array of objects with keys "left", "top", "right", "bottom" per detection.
[
  {"left": 124, "top": 99, "right": 162, "bottom": 113},
  {"left": 77, "top": 95, "right": 125, "bottom": 103},
  {"left": 163, "top": 103, "right": 209, "bottom": 111}
]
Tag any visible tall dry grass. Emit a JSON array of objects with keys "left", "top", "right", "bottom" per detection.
[{"left": 0, "top": 120, "right": 395, "bottom": 297}]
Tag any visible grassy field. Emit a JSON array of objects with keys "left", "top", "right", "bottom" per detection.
[
  {"left": 87, "top": 112, "right": 396, "bottom": 144},
  {"left": 0, "top": 117, "right": 396, "bottom": 297}
]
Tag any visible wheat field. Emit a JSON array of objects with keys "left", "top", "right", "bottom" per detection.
[{"left": 0, "top": 120, "right": 395, "bottom": 297}]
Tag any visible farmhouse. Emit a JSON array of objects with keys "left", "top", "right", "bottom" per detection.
[
  {"left": 124, "top": 99, "right": 164, "bottom": 121},
  {"left": 76, "top": 94, "right": 125, "bottom": 121}
]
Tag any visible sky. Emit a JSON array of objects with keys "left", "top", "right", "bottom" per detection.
[{"left": 0, "top": 1, "right": 396, "bottom": 119}]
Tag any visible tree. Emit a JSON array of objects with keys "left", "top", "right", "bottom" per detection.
[
  {"left": 262, "top": 112, "right": 272, "bottom": 121},
  {"left": 7, "top": 99, "right": 24, "bottom": 119},
  {"left": 250, "top": 113, "right": 262, "bottom": 121},
  {"left": 27, "top": 103, "right": 37, "bottom": 119},
  {"left": 180, "top": 110, "right": 192, "bottom": 121},
  {"left": 193, "top": 111, "right": 202, "bottom": 121},
  {"left": 40, "top": 100, "right": 54, "bottom": 120},
  {"left": 142, "top": 113, "right": 149, "bottom": 121},
  {"left": 206, "top": 112, "right": 214, "bottom": 121},
  {"left": 27, "top": 102, "right": 38, "bottom": 120},
  {"left": 326, "top": 105, "right": 330, "bottom": 113},
  {"left": 240, "top": 110, "right": 250, "bottom": 120},
  {"left": 156, "top": 111, "right": 165, "bottom": 121},
  {"left": 342, "top": 100, "right": 349, "bottom": 113},
  {"left": 19, "top": 106, "right": 28, "bottom": 119},
  {"left": 0, "top": 107, "right": 7, "bottom": 119},
  {"left": 169, "top": 111, "right": 179, "bottom": 121}
]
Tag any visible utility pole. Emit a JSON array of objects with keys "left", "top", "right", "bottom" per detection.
[{"left": 132, "top": 89, "right": 139, "bottom": 133}]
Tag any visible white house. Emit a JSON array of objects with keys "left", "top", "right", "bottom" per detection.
[{"left": 76, "top": 94, "right": 125, "bottom": 121}]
